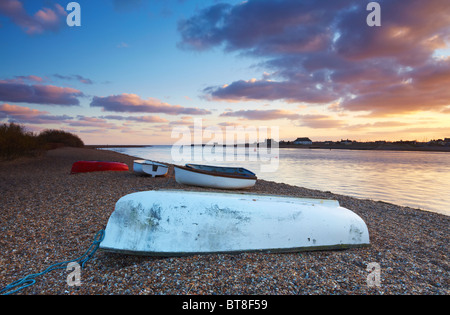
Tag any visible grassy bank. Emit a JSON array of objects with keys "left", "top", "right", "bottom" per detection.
[{"left": 0, "top": 123, "right": 84, "bottom": 160}]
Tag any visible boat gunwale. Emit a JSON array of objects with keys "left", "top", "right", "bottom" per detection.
[
  {"left": 73, "top": 160, "right": 128, "bottom": 165},
  {"left": 99, "top": 243, "right": 370, "bottom": 256},
  {"left": 127, "top": 189, "right": 340, "bottom": 206},
  {"left": 133, "top": 160, "right": 169, "bottom": 168},
  {"left": 175, "top": 164, "right": 257, "bottom": 180}
]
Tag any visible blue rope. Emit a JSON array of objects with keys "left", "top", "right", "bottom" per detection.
[{"left": 1, "top": 229, "right": 105, "bottom": 295}]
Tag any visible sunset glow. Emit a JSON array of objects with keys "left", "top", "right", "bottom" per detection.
[{"left": 1, "top": 0, "right": 449, "bottom": 145}]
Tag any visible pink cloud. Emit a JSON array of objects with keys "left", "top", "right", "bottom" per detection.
[
  {"left": 68, "top": 116, "right": 117, "bottom": 129},
  {"left": 130, "top": 116, "right": 169, "bottom": 123},
  {"left": 91, "top": 93, "right": 211, "bottom": 115},
  {"left": 206, "top": 78, "right": 338, "bottom": 104},
  {"left": 341, "top": 59, "right": 450, "bottom": 116},
  {"left": 0, "top": 103, "right": 47, "bottom": 116},
  {"left": 0, "top": 103, "right": 72, "bottom": 124},
  {"left": 101, "top": 115, "right": 169, "bottom": 123},
  {"left": 169, "top": 116, "right": 194, "bottom": 126},
  {"left": 53, "top": 74, "right": 94, "bottom": 85},
  {"left": 14, "top": 75, "right": 44, "bottom": 83},
  {"left": 296, "top": 114, "right": 345, "bottom": 129},
  {"left": 220, "top": 109, "right": 300, "bottom": 120},
  {"left": 0, "top": 79, "right": 83, "bottom": 106},
  {"left": 0, "top": 0, "right": 67, "bottom": 35},
  {"left": 180, "top": 0, "right": 450, "bottom": 116}
]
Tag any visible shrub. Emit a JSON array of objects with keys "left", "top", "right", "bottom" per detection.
[
  {"left": 37, "top": 129, "right": 84, "bottom": 148},
  {"left": 0, "top": 123, "right": 85, "bottom": 160},
  {"left": 0, "top": 123, "right": 41, "bottom": 160}
]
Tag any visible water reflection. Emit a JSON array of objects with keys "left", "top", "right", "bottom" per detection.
[{"left": 106, "top": 146, "right": 450, "bottom": 216}]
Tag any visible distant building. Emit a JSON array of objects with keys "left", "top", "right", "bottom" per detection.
[
  {"left": 293, "top": 137, "right": 312, "bottom": 145},
  {"left": 340, "top": 139, "right": 353, "bottom": 145}
]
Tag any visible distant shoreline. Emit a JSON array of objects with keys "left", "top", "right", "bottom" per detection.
[
  {"left": 86, "top": 144, "right": 151, "bottom": 149},
  {"left": 87, "top": 143, "right": 450, "bottom": 152},
  {"left": 279, "top": 143, "right": 450, "bottom": 152}
]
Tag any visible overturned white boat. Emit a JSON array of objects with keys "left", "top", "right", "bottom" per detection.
[
  {"left": 174, "top": 164, "right": 257, "bottom": 189},
  {"left": 133, "top": 160, "right": 169, "bottom": 177},
  {"left": 99, "top": 190, "right": 370, "bottom": 256}
]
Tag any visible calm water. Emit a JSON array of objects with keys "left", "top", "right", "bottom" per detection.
[{"left": 105, "top": 146, "right": 450, "bottom": 216}]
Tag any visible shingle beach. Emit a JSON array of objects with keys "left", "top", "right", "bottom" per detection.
[{"left": 0, "top": 147, "right": 448, "bottom": 295}]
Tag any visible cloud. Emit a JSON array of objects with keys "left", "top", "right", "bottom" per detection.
[
  {"left": 340, "top": 59, "right": 450, "bottom": 116},
  {"left": 220, "top": 109, "right": 300, "bottom": 120},
  {"left": 0, "top": 103, "right": 72, "bottom": 124},
  {"left": 334, "top": 1, "right": 450, "bottom": 64},
  {"left": 205, "top": 77, "right": 338, "bottom": 104},
  {"left": 101, "top": 115, "right": 169, "bottom": 123},
  {"left": 178, "top": 1, "right": 350, "bottom": 53},
  {"left": 0, "top": 79, "right": 83, "bottom": 106},
  {"left": 344, "top": 120, "right": 411, "bottom": 132},
  {"left": 90, "top": 93, "right": 211, "bottom": 115},
  {"left": 14, "top": 75, "right": 44, "bottom": 83},
  {"left": 296, "top": 114, "right": 345, "bottom": 129},
  {"left": 221, "top": 110, "right": 345, "bottom": 129},
  {"left": 177, "top": 3, "right": 232, "bottom": 51},
  {"left": 179, "top": 0, "right": 450, "bottom": 116},
  {"left": 169, "top": 116, "right": 194, "bottom": 126},
  {"left": 54, "top": 74, "right": 94, "bottom": 85},
  {"left": 67, "top": 116, "right": 117, "bottom": 129},
  {"left": 0, "top": 0, "right": 66, "bottom": 35}
]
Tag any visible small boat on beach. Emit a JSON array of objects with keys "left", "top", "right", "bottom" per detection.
[
  {"left": 99, "top": 190, "right": 370, "bottom": 256},
  {"left": 133, "top": 160, "right": 169, "bottom": 177},
  {"left": 70, "top": 161, "right": 129, "bottom": 174},
  {"left": 174, "top": 164, "right": 257, "bottom": 189}
]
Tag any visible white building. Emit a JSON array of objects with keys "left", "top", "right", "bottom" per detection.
[{"left": 293, "top": 137, "right": 312, "bottom": 145}]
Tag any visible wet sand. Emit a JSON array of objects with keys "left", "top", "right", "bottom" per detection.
[{"left": 0, "top": 147, "right": 448, "bottom": 295}]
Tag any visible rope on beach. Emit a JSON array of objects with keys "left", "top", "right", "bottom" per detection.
[{"left": 0, "top": 229, "right": 105, "bottom": 295}]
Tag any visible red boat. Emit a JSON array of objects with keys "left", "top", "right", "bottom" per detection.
[{"left": 71, "top": 161, "right": 129, "bottom": 174}]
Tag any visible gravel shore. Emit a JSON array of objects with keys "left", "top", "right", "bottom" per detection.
[{"left": 0, "top": 147, "right": 448, "bottom": 295}]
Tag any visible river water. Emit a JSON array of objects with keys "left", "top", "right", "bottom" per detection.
[{"left": 105, "top": 146, "right": 450, "bottom": 216}]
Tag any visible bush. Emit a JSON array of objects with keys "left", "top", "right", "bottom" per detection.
[
  {"left": 0, "top": 123, "right": 85, "bottom": 160},
  {"left": 0, "top": 123, "right": 41, "bottom": 160},
  {"left": 38, "top": 129, "right": 84, "bottom": 148}
]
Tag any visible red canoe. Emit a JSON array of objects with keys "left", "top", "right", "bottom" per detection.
[{"left": 71, "top": 161, "right": 129, "bottom": 174}]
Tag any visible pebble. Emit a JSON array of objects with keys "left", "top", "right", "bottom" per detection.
[{"left": 0, "top": 147, "right": 448, "bottom": 295}]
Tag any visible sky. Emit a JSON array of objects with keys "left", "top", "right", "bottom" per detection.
[{"left": 1, "top": 0, "right": 450, "bottom": 145}]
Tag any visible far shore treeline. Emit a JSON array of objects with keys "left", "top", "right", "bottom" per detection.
[{"left": 0, "top": 123, "right": 84, "bottom": 160}]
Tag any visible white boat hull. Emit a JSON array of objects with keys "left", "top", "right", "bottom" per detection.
[
  {"left": 100, "top": 190, "right": 370, "bottom": 256},
  {"left": 174, "top": 166, "right": 256, "bottom": 189},
  {"left": 133, "top": 160, "right": 168, "bottom": 177}
]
